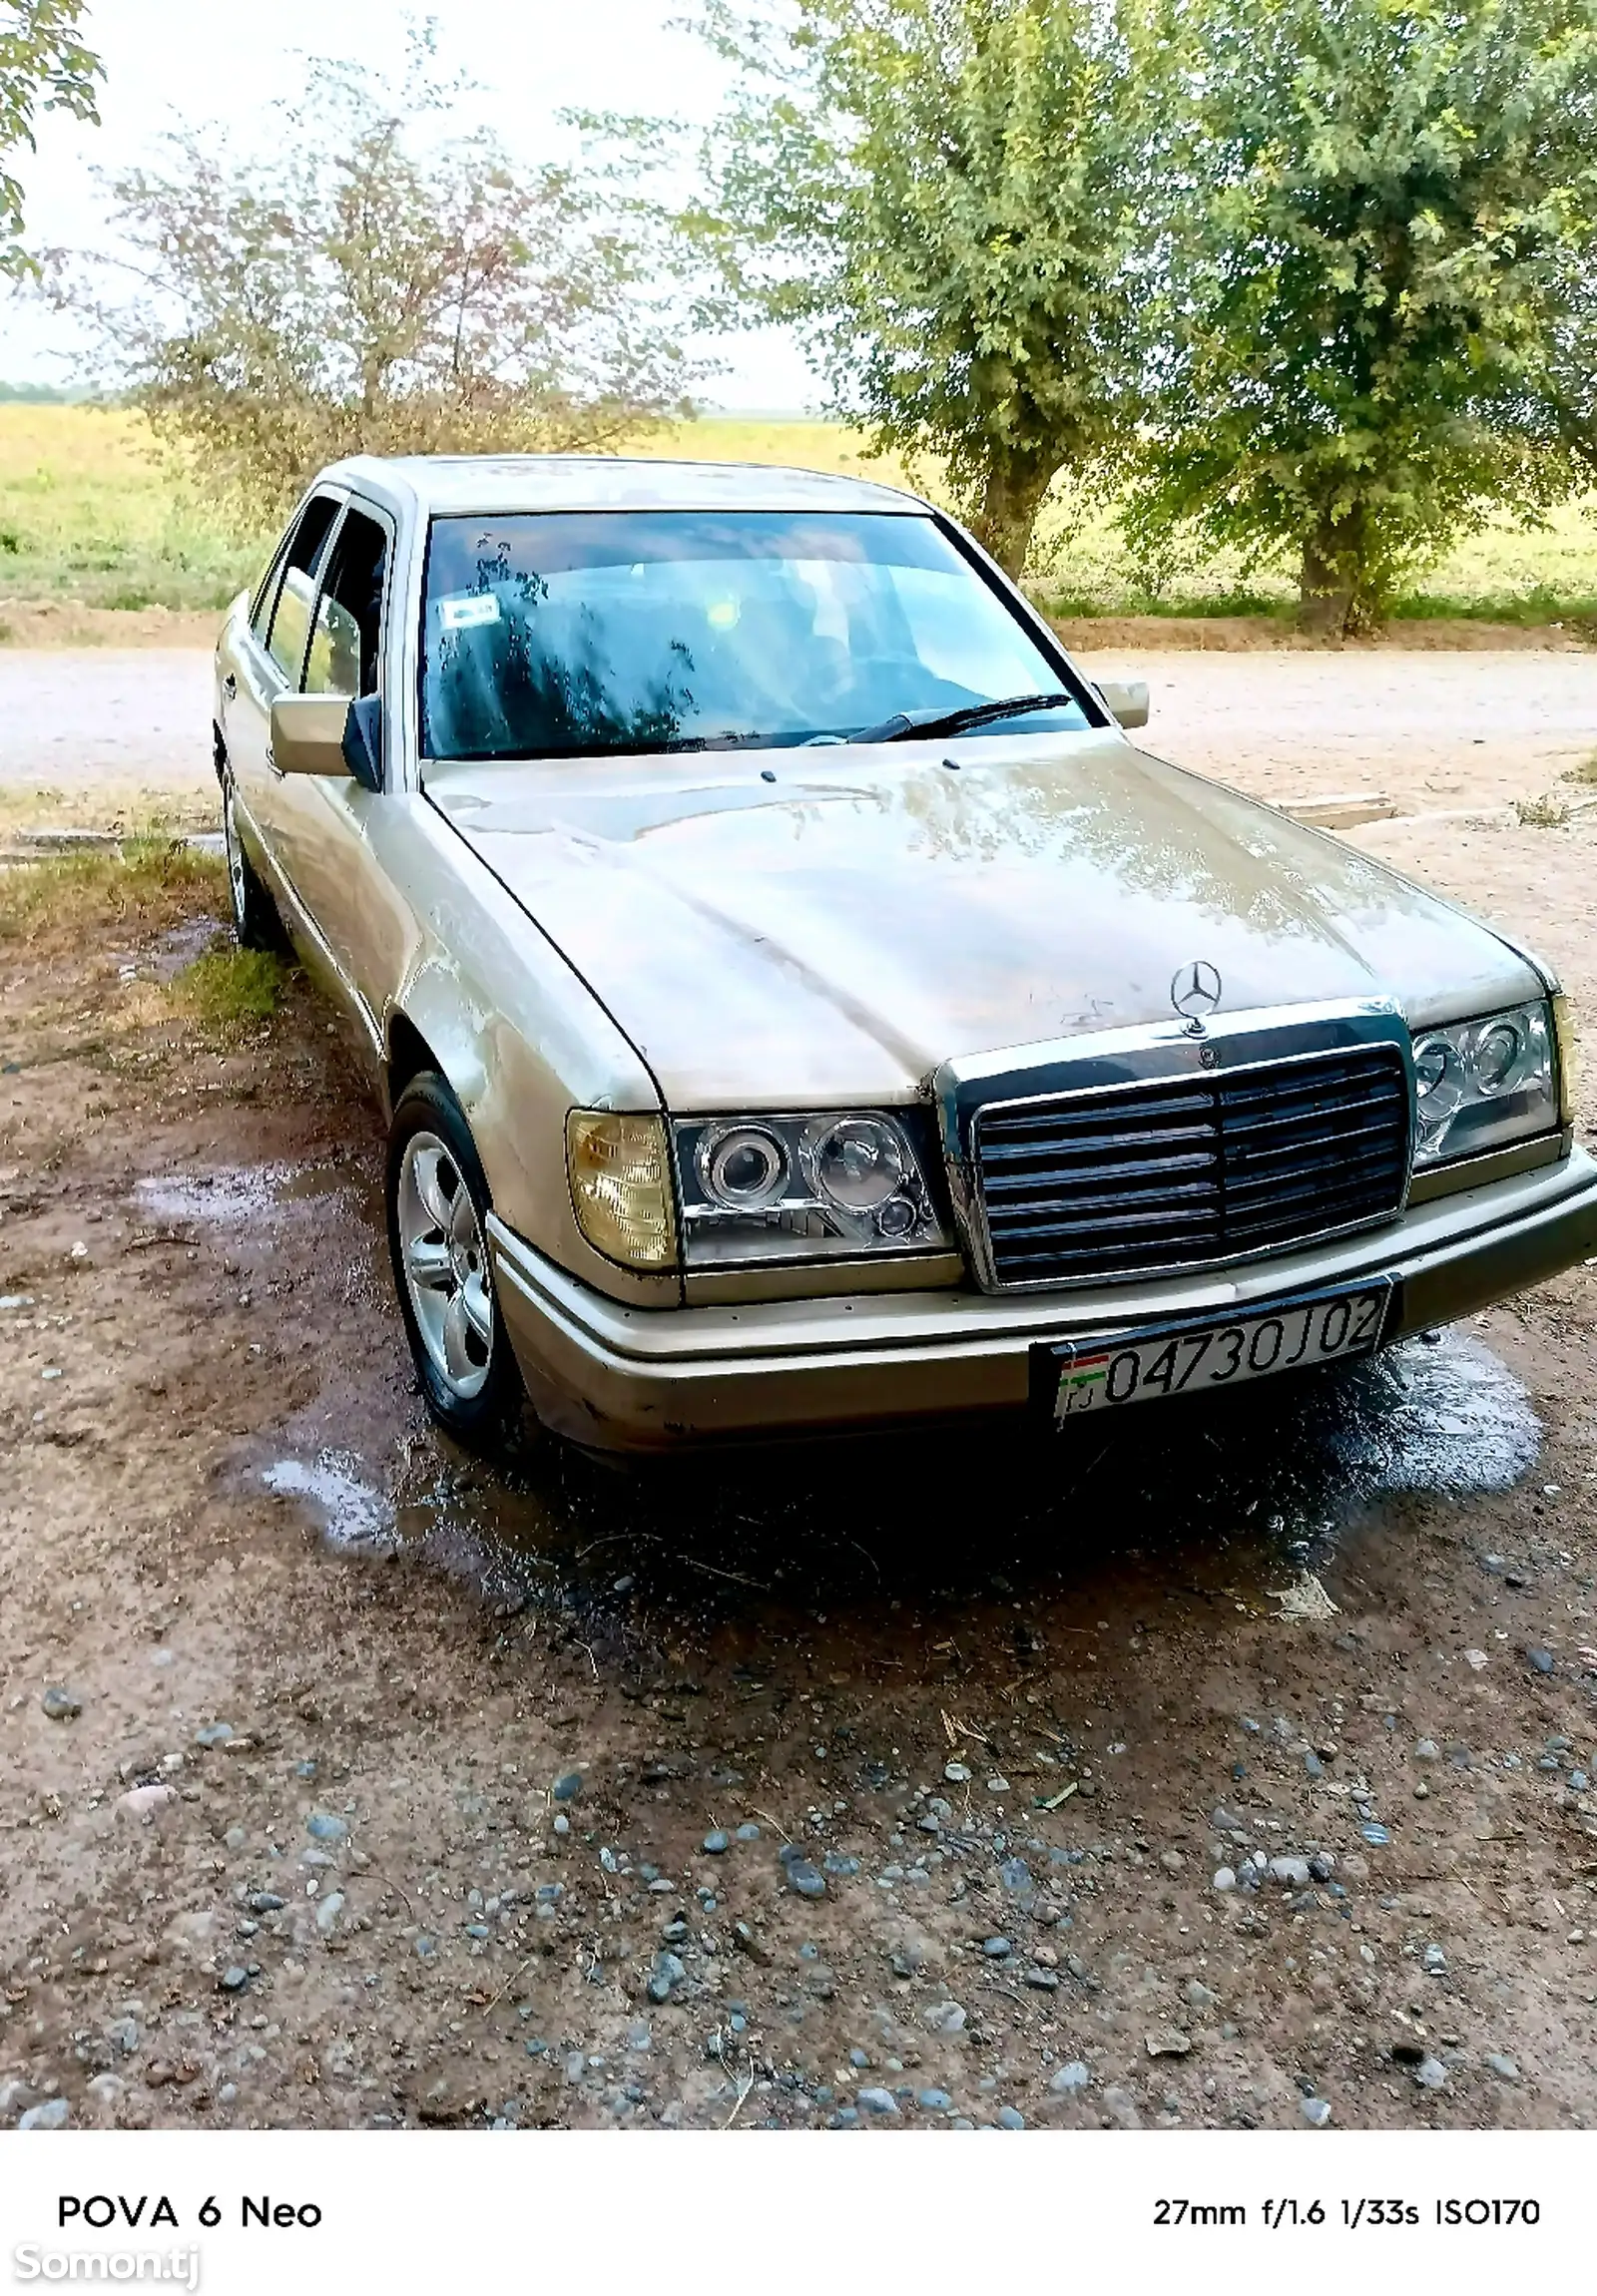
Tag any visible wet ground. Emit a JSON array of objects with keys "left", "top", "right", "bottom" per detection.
[{"left": 4, "top": 841, "right": 1597, "bottom": 2132}]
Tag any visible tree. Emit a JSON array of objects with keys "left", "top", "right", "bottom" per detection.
[
  {"left": 58, "top": 40, "right": 697, "bottom": 522},
  {"left": 683, "top": 0, "right": 1150, "bottom": 577},
  {"left": 1131, "top": 0, "right": 1597, "bottom": 634},
  {"left": 1, "top": 0, "right": 100, "bottom": 276}
]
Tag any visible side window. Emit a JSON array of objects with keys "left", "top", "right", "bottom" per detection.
[
  {"left": 265, "top": 496, "right": 340, "bottom": 684},
  {"left": 303, "top": 508, "right": 389, "bottom": 697}
]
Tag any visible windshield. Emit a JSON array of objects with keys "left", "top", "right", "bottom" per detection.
[{"left": 419, "top": 510, "right": 1091, "bottom": 761}]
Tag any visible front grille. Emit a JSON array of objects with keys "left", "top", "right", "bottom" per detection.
[{"left": 973, "top": 1046, "right": 1410, "bottom": 1287}]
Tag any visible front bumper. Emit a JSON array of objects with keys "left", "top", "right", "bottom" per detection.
[{"left": 489, "top": 1147, "right": 1597, "bottom": 1453}]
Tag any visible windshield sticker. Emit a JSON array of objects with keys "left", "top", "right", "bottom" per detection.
[{"left": 438, "top": 593, "right": 501, "bottom": 631}]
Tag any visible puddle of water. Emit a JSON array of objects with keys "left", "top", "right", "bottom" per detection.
[
  {"left": 262, "top": 1452, "right": 396, "bottom": 1554},
  {"left": 253, "top": 1325, "right": 1542, "bottom": 1640},
  {"left": 134, "top": 1161, "right": 351, "bottom": 1225},
  {"left": 148, "top": 916, "right": 227, "bottom": 982},
  {"left": 1325, "top": 1330, "right": 1537, "bottom": 1497}
]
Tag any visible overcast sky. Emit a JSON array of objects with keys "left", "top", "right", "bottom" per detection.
[{"left": 5, "top": 0, "right": 816, "bottom": 408}]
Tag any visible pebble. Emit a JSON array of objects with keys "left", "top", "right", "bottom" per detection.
[
  {"left": 115, "top": 1784, "right": 177, "bottom": 1823},
  {"left": 248, "top": 1892, "right": 286, "bottom": 1914},
  {"left": 785, "top": 1857, "right": 826, "bottom": 1900},
  {"left": 995, "top": 2105, "right": 1026, "bottom": 2129},
  {"left": 194, "top": 1722, "right": 235, "bottom": 1747},
  {"left": 702, "top": 1831, "right": 731, "bottom": 1855},
  {"left": 1145, "top": 2031, "right": 1192, "bottom": 2059},
  {"left": 982, "top": 1936, "right": 1012, "bottom": 1959},
  {"left": 17, "top": 2098, "right": 70, "bottom": 2130},
  {"left": 1484, "top": 2054, "right": 1519, "bottom": 2081},
  {"left": 1414, "top": 1739, "right": 1440, "bottom": 1762},
  {"left": 1049, "top": 2061, "right": 1090, "bottom": 2093},
  {"left": 219, "top": 1967, "right": 251, "bottom": 1993},
  {"left": 822, "top": 1853, "right": 860, "bottom": 1878},
  {"left": 944, "top": 1761, "right": 972, "bottom": 1784},
  {"left": 1308, "top": 1854, "right": 1334, "bottom": 1883},
  {"left": 1185, "top": 1981, "right": 1218, "bottom": 2010},
  {"left": 1527, "top": 1648, "right": 1555, "bottom": 1675},
  {"left": 315, "top": 1892, "right": 345, "bottom": 1935},
  {"left": 40, "top": 1686, "right": 81, "bottom": 1722},
  {"left": 985, "top": 1775, "right": 1011, "bottom": 1795},
  {"left": 1423, "top": 1944, "right": 1447, "bottom": 1974},
  {"left": 1212, "top": 1867, "right": 1237, "bottom": 1892},
  {"left": 856, "top": 2086, "right": 899, "bottom": 2114},
  {"left": 105, "top": 2018, "right": 140, "bottom": 2056},
  {"left": 1269, "top": 1856, "right": 1312, "bottom": 1887},
  {"left": 1414, "top": 2057, "right": 1448, "bottom": 2089},
  {"left": 1360, "top": 1822, "right": 1391, "bottom": 1846},
  {"left": 1301, "top": 2096, "right": 1331, "bottom": 2127},
  {"left": 551, "top": 1772, "right": 583, "bottom": 1802},
  {"left": 306, "top": 1814, "right": 347, "bottom": 1843},
  {"left": 922, "top": 2001, "right": 967, "bottom": 2035},
  {"left": 414, "top": 1936, "right": 437, "bottom": 1959},
  {"left": 735, "top": 1822, "right": 761, "bottom": 1842}
]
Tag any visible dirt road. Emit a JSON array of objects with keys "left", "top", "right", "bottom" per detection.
[
  {"left": 2, "top": 651, "right": 1596, "bottom": 2133},
  {"left": 1, "top": 644, "right": 1593, "bottom": 830}
]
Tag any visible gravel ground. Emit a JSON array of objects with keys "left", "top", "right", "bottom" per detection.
[{"left": 1, "top": 649, "right": 1596, "bottom": 2133}]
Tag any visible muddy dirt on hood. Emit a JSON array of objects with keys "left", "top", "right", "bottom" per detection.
[{"left": 3, "top": 856, "right": 1597, "bottom": 2133}]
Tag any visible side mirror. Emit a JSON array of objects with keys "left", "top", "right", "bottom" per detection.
[
  {"left": 1099, "top": 679, "right": 1150, "bottom": 730},
  {"left": 268, "top": 692, "right": 382, "bottom": 790}
]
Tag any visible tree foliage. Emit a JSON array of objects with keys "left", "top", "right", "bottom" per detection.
[
  {"left": 1, "top": 0, "right": 100, "bottom": 276},
  {"left": 59, "top": 41, "right": 696, "bottom": 523},
  {"left": 1130, "top": 0, "right": 1597, "bottom": 632},
  {"left": 684, "top": 0, "right": 1150, "bottom": 576}
]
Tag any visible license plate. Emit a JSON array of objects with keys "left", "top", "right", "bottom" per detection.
[{"left": 1047, "top": 1283, "right": 1392, "bottom": 1421}]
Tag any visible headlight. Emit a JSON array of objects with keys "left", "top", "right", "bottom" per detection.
[
  {"left": 1410, "top": 1000, "right": 1561, "bottom": 1166},
  {"left": 675, "top": 1110, "right": 949, "bottom": 1267},
  {"left": 566, "top": 1112, "right": 678, "bottom": 1269}
]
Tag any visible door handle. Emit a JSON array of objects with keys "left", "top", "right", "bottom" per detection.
[{"left": 222, "top": 673, "right": 238, "bottom": 701}]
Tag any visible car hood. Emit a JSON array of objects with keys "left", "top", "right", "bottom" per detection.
[{"left": 426, "top": 732, "right": 1543, "bottom": 1109}]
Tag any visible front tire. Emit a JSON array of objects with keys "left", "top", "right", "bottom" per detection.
[{"left": 386, "top": 1073, "right": 526, "bottom": 1449}]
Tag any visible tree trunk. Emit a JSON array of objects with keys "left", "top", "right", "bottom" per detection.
[
  {"left": 971, "top": 453, "right": 1057, "bottom": 583},
  {"left": 1299, "top": 512, "right": 1379, "bottom": 639}
]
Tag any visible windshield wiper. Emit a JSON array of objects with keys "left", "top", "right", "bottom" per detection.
[{"left": 851, "top": 691, "right": 1079, "bottom": 745}]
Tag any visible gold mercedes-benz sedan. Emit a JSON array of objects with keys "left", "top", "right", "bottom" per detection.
[{"left": 214, "top": 454, "right": 1595, "bottom": 1452}]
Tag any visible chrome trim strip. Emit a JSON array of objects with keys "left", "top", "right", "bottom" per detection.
[{"left": 933, "top": 999, "right": 1414, "bottom": 1294}]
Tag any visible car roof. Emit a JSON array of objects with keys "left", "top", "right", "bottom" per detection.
[{"left": 323, "top": 452, "right": 927, "bottom": 520}]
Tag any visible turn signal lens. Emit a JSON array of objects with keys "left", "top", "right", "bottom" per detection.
[{"left": 566, "top": 1112, "right": 677, "bottom": 1270}]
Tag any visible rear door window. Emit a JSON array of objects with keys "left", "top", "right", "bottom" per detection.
[{"left": 264, "top": 495, "right": 341, "bottom": 684}]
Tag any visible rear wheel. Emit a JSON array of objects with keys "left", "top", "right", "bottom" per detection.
[
  {"left": 222, "top": 772, "right": 281, "bottom": 951},
  {"left": 386, "top": 1073, "right": 527, "bottom": 1449}
]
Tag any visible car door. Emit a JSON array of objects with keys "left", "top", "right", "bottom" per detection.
[
  {"left": 224, "top": 491, "right": 343, "bottom": 877},
  {"left": 266, "top": 498, "right": 397, "bottom": 1044}
]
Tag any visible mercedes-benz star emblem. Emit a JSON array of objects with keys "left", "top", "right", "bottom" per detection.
[{"left": 1171, "top": 960, "right": 1223, "bottom": 1031}]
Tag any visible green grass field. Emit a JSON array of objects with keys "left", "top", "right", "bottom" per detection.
[{"left": 2, "top": 401, "right": 1595, "bottom": 626}]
